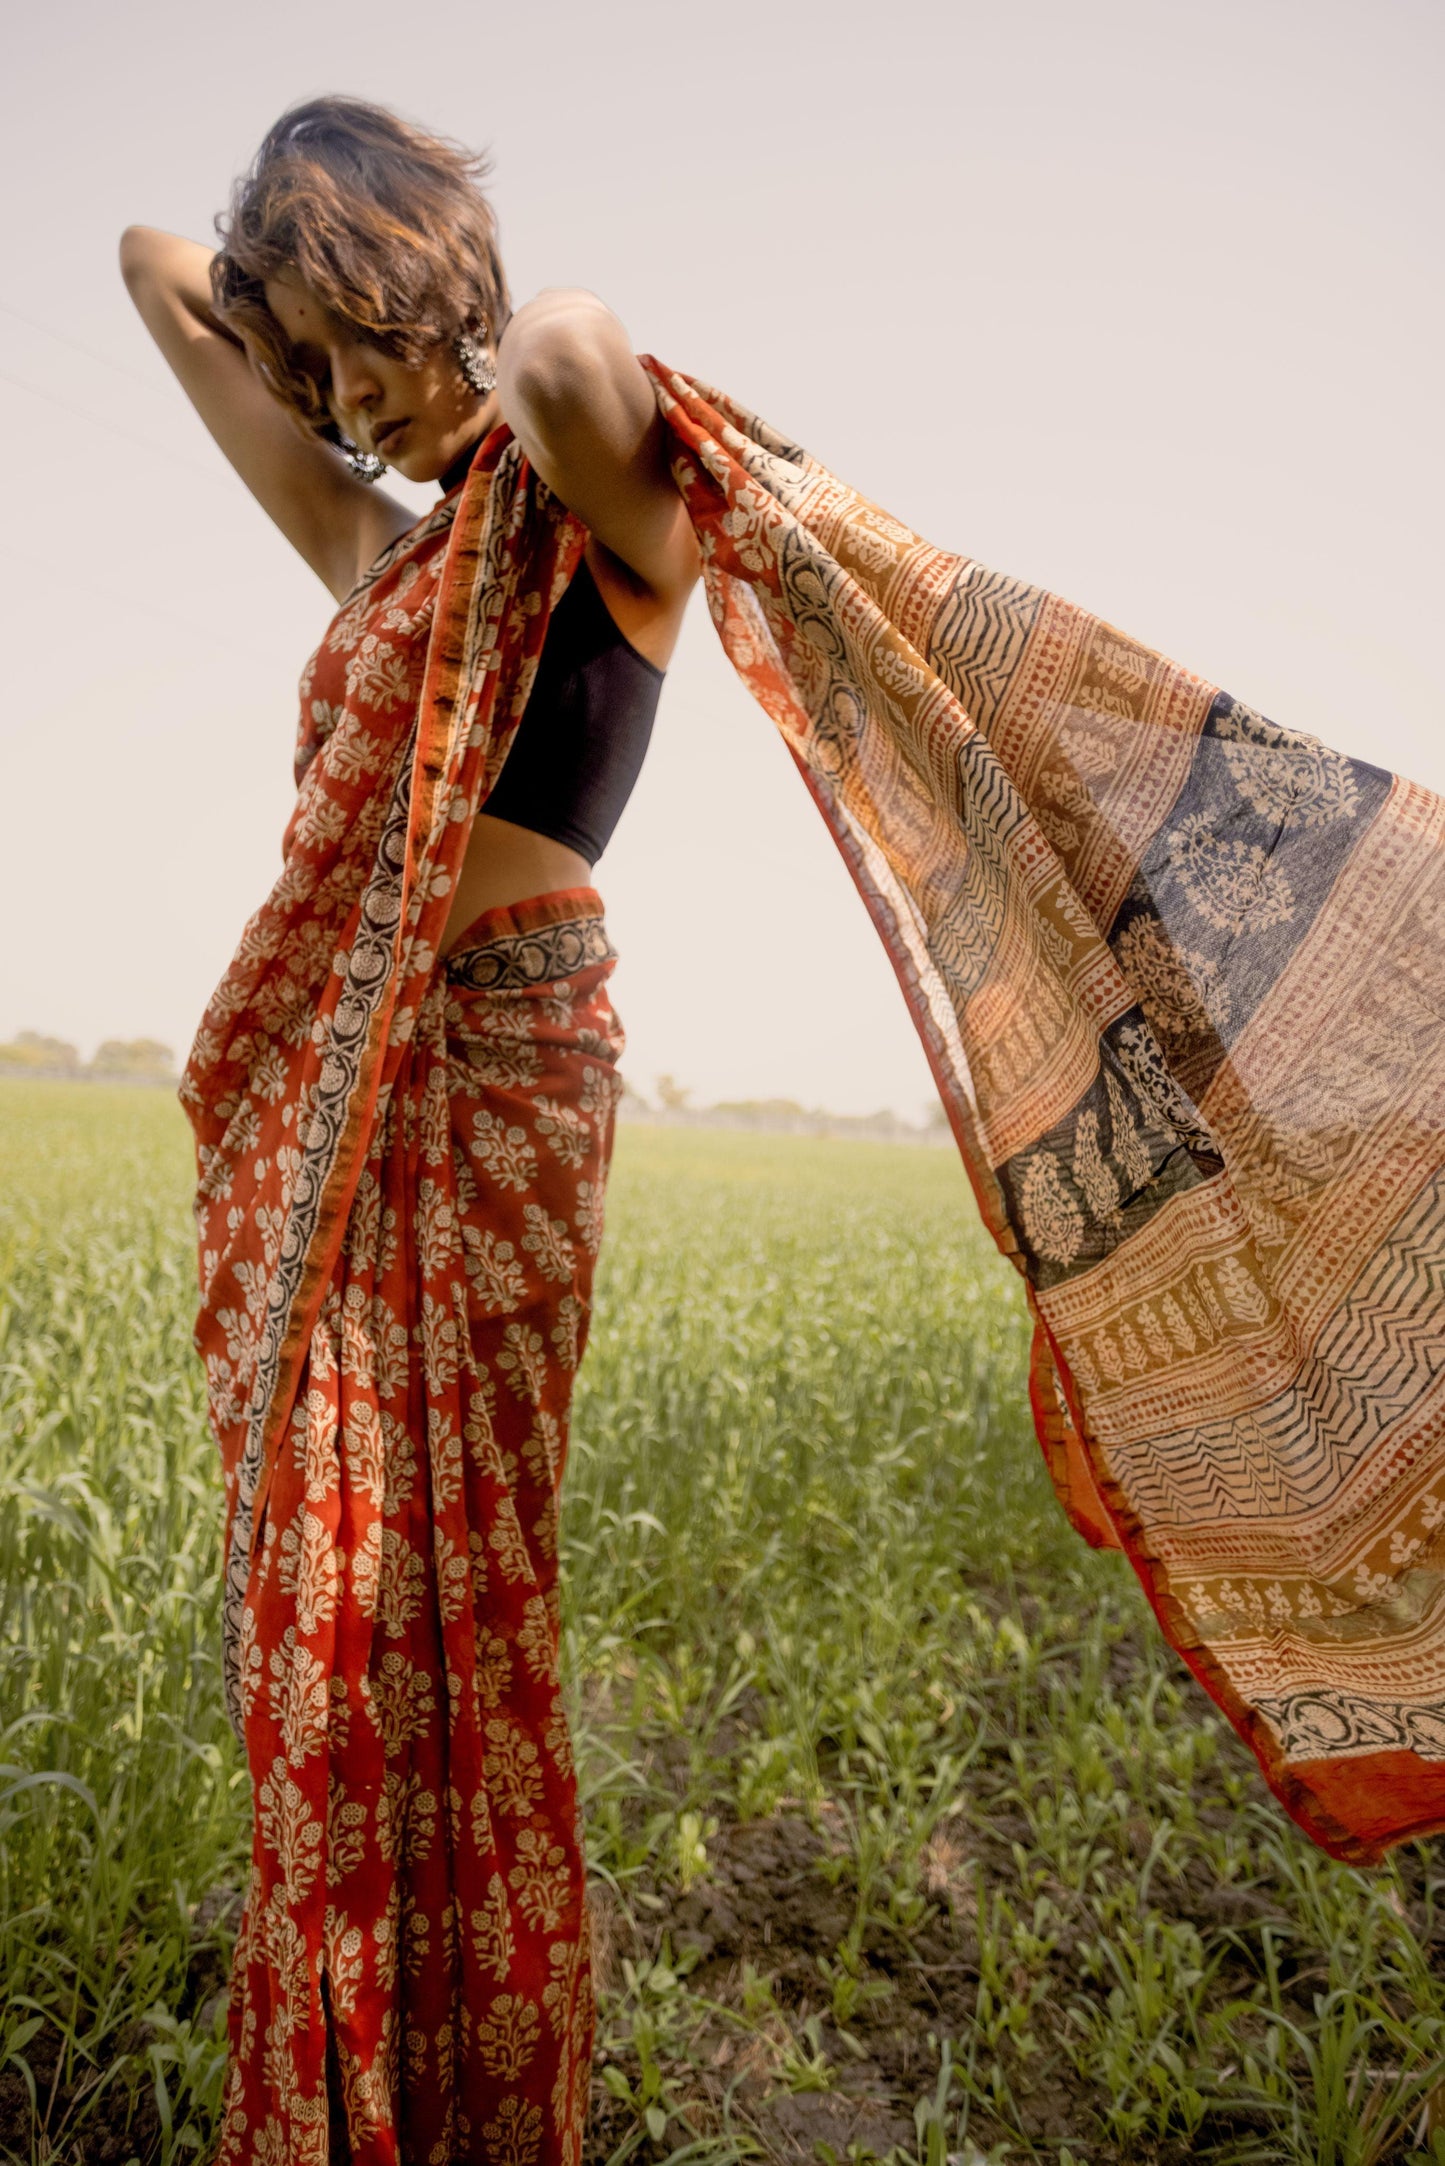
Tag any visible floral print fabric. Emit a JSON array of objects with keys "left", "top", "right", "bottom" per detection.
[
  {"left": 190, "top": 350, "right": 1445, "bottom": 2166},
  {"left": 185, "top": 447, "right": 617, "bottom": 2161},
  {"left": 217, "top": 888, "right": 622, "bottom": 2166}
]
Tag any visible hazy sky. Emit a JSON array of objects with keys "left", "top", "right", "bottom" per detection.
[{"left": 3, "top": 0, "right": 1441, "bottom": 1116}]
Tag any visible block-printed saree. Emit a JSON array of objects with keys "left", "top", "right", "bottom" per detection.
[
  {"left": 186, "top": 442, "right": 616, "bottom": 2164},
  {"left": 186, "top": 361, "right": 1445, "bottom": 2160},
  {"left": 639, "top": 363, "right": 1445, "bottom": 1867}
]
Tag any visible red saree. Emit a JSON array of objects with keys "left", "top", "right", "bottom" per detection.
[
  {"left": 186, "top": 363, "right": 1445, "bottom": 2162},
  {"left": 185, "top": 448, "right": 615, "bottom": 2163},
  {"left": 225, "top": 885, "right": 617, "bottom": 2165}
]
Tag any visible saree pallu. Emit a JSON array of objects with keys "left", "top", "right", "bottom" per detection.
[{"left": 637, "top": 361, "right": 1445, "bottom": 1864}]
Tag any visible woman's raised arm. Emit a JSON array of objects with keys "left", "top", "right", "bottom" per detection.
[{"left": 118, "top": 226, "right": 415, "bottom": 601}]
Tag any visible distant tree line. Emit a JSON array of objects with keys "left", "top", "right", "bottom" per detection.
[
  {"left": 1, "top": 1043, "right": 951, "bottom": 1133},
  {"left": 0, "top": 1032, "right": 177, "bottom": 1085},
  {"left": 625, "top": 1075, "right": 951, "bottom": 1145}
]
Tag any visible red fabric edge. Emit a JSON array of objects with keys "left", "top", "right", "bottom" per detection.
[
  {"left": 444, "top": 885, "right": 606, "bottom": 956},
  {"left": 244, "top": 431, "right": 519, "bottom": 1558}
]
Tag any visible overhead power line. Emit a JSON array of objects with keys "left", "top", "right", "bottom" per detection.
[
  {"left": 0, "top": 362, "right": 229, "bottom": 487},
  {"left": 0, "top": 535, "right": 257, "bottom": 659},
  {"left": 0, "top": 299, "right": 175, "bottom": 396}
]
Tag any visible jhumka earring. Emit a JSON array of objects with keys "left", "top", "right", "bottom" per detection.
[
  {"left": 454, "top": 320, "right": 497, "bottom": 398},
  {"left": 338, "top": 437, "right": 386, "bottom": 484}
]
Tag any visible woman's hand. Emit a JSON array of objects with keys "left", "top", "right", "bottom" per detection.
[
  {"left": 118, "top": 226, "right": 416, "bottom": 600},
  {"left": 497, "top": 291, "right": 701, "bottom": 618}
]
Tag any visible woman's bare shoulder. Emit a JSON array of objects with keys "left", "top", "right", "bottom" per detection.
[{"left": 498, "top": 292, "right": 700, "bottom": 610}]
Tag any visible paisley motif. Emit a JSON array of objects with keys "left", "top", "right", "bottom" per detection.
[
  {"left": 1115, "top": 912, "right": 1229, "bottom": 1043},
  {"left": 1170, "top": 810, "right": 1297, "bottom": 935},
  {"left": 1019, "top": 1151, "right": 1085, "bottom": 1266},
  {"left": 1215, "top": 696, "right": 1361, "bottom": 828}
]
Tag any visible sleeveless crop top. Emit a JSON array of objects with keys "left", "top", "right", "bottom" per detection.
[{"left": 484, "top": 555, "right": 665, "bottom": 866}]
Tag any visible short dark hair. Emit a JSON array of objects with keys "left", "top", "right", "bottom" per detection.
[{"left": 211, "top": 95, "right": 511, "bottom": 430}]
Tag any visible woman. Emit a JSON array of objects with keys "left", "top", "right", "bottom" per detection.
[
  {"left": 124, "top": 96, "right": 696, "bottom": 2166},
  {"left": 129, "top": 81, "right": 1445, "bottom": 2166}
]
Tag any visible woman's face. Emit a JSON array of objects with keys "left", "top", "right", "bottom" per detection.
[{"left": 263, "top": 271, "right": 494, "bottom": 485}]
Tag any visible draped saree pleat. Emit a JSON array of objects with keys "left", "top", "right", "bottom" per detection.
[
  {"left": 187, "top": 365, "right": 1445, "bottom": 2164},
  {"left": 225, "top": 891, "right": 617, "bottom": 2164}
]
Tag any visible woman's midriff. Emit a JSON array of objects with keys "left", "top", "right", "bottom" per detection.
[
  {"left": 440, "top": 811, "right": 593, "bottom": 957},
  {"left": 442, "top": 880, "right": 609, "bottom": 965}
]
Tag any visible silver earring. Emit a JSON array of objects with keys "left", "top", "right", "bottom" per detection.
[
  {"left": 342, "top": 440, "right": 386, "bottom": 484},
  {"left": 455, "top": 323, "right": 497, "bottom": 398}
]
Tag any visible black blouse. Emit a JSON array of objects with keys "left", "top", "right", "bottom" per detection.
[{"left": 483, "top": 556, "right": 665, "bottom": 866}]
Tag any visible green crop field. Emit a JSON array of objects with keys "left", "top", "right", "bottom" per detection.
[{"left": 2, "top": 1079, "right": 1443, "bottom": 2166}]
